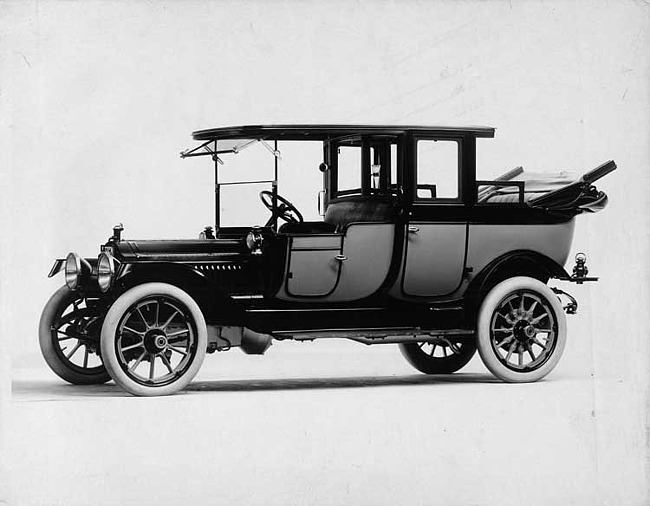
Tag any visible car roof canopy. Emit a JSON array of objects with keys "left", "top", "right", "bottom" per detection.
[
  {"left": 181, "top": 125, "right": 495, "bottom": 160},
  {"left": 191, "top": 124, "right": 496, "bottom": 142}
]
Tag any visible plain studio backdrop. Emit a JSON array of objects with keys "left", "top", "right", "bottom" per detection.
[{"left": 0, "top": 1, "right": 648, "bottom": 505}]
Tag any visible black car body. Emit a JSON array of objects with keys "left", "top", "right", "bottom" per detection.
[{"left": 40, "top": 124, "right": 615, "bottom": 395}]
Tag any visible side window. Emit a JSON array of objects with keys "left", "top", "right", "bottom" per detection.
[
  {"left": 337, "top": 145, "right": 362, "bottom": 195},
  {"left": 416, "top": 139, "right": 460, "bottom": 200},
  {"left": 390, "top": 143, "right": 398, "bottom": 187},
  {"left": 333, "top": 137, "right": 401, "bottom": 197},
  {"left": 370, "top": 146, "right": 380, "bottom": 190}
]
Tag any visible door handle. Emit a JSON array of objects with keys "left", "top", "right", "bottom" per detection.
[
  {"left": 335, "top": 254, "right": 347, "bottom": 262},
  {"left": 408, "top": 226, "right": 420, "bottom": 234}
]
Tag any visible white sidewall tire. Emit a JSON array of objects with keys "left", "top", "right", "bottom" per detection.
[
  {"left": 476, "top": 276, "right": 567, "bottom": 383},
  {"left": 101, "top": 283, "right": 207, "bottom": 396},
  {"left": 39, "top": 286, "right": 111, "bottom": 385}
]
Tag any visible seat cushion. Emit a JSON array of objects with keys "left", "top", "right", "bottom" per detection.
[
  {"left": 279, "top": 221, "right": 337, "bottom": 234},
  {"left": 324, "top": 196, "right": 397, "bottom": 230},
  {"left": 482, "top": 192, "right": 546, "bottom": 204}
]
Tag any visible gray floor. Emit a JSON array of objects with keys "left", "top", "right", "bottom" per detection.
[{"left": 8, "top": 324, "right": 646, "bottom": 506}]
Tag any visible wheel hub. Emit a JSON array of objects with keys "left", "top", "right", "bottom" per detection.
[
  {"left": 144, "top": 329, "right": 168, "bottom": 354},
  {"left": 513, "top": 320, "right": 535, "bottom": 342}
]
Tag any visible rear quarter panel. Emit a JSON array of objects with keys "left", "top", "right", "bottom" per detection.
[{"left": 465, "top": 219, "right": 576, "bottom": 283}]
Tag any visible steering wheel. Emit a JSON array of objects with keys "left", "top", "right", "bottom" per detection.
[{"left": 259, "top": 190, "right": 304, "bottom": 225}]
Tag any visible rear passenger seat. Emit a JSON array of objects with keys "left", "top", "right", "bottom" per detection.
[{"left": 480, "top": 192, "right": 546, "bottom": 204}]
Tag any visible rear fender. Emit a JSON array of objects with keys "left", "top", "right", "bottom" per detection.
[{"left": 464, "top": 250, "right": 571, "bottom": 317}]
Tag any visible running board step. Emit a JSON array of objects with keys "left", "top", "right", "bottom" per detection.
[{"left": 272, "top": 328, "right": 474, "bottom": 345}]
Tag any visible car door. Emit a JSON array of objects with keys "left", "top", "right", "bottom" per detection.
[
  {"left": 276, "top": 135, "right": 400, "bottom": 302},
  {"left": 284, "top": 234, "right": 343, "bottom": 297},
  {"left": 400, "top": 136, "right": 467, "bottom": 297}
]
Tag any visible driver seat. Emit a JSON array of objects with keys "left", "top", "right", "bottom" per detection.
[
  {"left": 278, "top": 221, "right": 337, "bottom": 234},
  {"left": 278, "top": 195, "right": 396, "bottom": 234}
]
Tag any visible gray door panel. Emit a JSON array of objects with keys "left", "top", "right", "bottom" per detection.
[
  {"left": 277, "top": 224, "right": 394, "bottom": 302},
  {"left": 402, "top": 223, "right": 467, "bottom": 297},
  {"left": 323, "top": 223, "right": 394, "bottom": 302},
  {"left": 285, "top": 235, "right": 342, "bottom": 297}
]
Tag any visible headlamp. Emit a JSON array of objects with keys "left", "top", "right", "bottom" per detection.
[
  {"left": 64, "top": 252, "right": 82, "bottom": 289},
  {"left": 97, "top": 252, "right": 116, "bottom": 292}
]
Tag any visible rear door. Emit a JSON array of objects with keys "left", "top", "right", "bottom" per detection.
[{"left": 401, "top": 136, "right": 467, "bottom": 297}]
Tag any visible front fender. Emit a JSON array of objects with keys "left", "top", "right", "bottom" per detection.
[{"left": 114, "top": 262, "right": 246, "bottom": 326}]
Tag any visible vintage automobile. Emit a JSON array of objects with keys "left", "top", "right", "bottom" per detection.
[{"left": 39, "top": 125, "right": 615, "bottom": 396}]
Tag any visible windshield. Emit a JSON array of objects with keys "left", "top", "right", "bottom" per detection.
[
  {"left": 182, "top": 135, "right": 402, "bottom": 230},
  {"left": 215, "top": 140, "right": 323, "bottom": 227}
]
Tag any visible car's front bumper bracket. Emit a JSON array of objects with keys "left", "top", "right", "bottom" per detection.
[{"left": 48, "top": 259, "right": 65, "bottom": 278}]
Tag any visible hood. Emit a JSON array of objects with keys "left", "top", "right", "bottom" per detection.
[{"left": 114, "top": 238, "right": 247, "bottom": 262}]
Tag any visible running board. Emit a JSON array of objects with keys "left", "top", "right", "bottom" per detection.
[{"left": 272, "top": 328, "right": 475, "bottom": 345}]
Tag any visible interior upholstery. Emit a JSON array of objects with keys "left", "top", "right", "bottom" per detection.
[
  {"left": 324, "top": 196, "right": 397, "bottom": 231},
  {"left": 279, "top": 195, "right": 397, "bottom": 234},
  {"left": 478, "top": 172, "right": 576, "bottom": 204},
  {"left": 480, "top": 192, "right": 546, "bottom": 204},
  {"left": 279, "top": 221, "right": 337, "bottom": 234}
]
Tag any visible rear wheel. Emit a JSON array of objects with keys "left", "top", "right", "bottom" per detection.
[
  {"left": 399, "top": 339, "right": 476, "bottom": 374},
  {"left": 476, "top": 276, "right": 567, "bottom": 382},
  {"left": 100, "top": 283, "right": 207, "bottom": 396},
  {"left": 39, "top": 286, "right": 111, "bottom": 385}
]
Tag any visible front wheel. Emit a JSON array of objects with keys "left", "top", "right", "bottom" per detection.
[
  {"left": 476, "top": 276, "right": 567, "bottom": 383},
  {"left": 39, "top": 286, "right": 111, "bottom": 385},
  {"left": 100, "top": 283, "right": 207, "bottom": 396}
]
